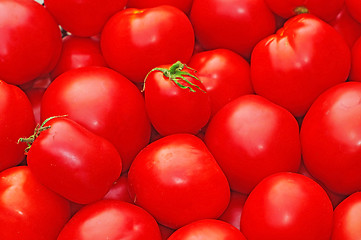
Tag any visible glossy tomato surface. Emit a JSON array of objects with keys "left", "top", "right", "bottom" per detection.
[{"left": 126, "top": 0, "right": 193, "bottom": 13}]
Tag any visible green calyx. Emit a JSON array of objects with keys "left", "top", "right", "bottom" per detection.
[
  {"left": 143, "top": 61, "right": 205, "bottom": 93},
  {"left": 294, "top": 6, "right": 309, "bottom": 15}
]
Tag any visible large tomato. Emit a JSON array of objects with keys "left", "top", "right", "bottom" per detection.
[
  {"left": 301, "top": 81, "right": 361, "bottom": 195},
  {"left": 57, "top": 200, "right": 162, "bottom": 240},
  {"left": 190, "top": 0, "right": 276, "bottom": 59},
  {"left": 0, "top": 0, "right": 62, "bottom": 85},
  {"left": 44, "top": 0, "right": 127, "bottom": 37},
  {"left": 251, "top": 13, "right": 351, "bottom": 117},
  {"left": 128, "top": 134, "right": 230, "bottom": 229},
  {"left": 101, "top": 6, "right": 195, "bottom": 83},
  {"left": 0, "top": 166, "right": 70, "bottom": 240},
  {"left": 41, "top": 66, "right": 151, "bottom": 171},
  {"left": 25, "top": 117, "right": 122, "bottom": 204},
  {"left": 126, "top": 0, "right": 193, "bottom": 13},
  {"left": 240, "top": 172, "right": 333, "bottom": 240},
  {"left": 205, "top": 94, "right": 301, "bottom": 194}
]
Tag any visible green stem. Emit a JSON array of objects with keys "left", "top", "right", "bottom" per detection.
[{"left": 294, "top": 6, "right": 309, "bottom": 15}]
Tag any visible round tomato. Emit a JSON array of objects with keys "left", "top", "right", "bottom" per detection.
[
  {"left": 128, "top": 134, "right": 230, "bottom": 229},
  {"left": 0, "top": 166, "right": 70, "bottom": 240},
  {"left": 251, "top": 14, "right": 351, "bottom": 117},
  {"left": 0, "top": 0, "right": 62, "bottom": 85},
  {"left": 57, "top": 200, "right": 162, "bottom": 240},
  {"left": 103, "top": 173, "right": 132, "bottom": 203},
  {"left": 126, "top": 0, "right": 193, "bottom": 13},
  {"left": 301, "top": 82, "right": 361, "bottom": 195},
  {"left": 101, "top": 6, "right": 194, "bottom": 83},
  {"left": 240, "top": 172, "right": 333, "bottom": 240},
  {"left": 205, "top": 94, "right": 301, "bottom": 194}
]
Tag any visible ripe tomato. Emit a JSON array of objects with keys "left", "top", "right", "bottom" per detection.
[
  {"left": 103, "top": 173, "right": 132, "bottom": 203},
  {"left": 168, "top": 219, "right": 247, "bottom": 240},
  {"left": 0, "top": 0, "right": 62, "bottom": 85},
  {"left": 128, "top": 134, "right": 230, "bottom": 229},
  {"left": 24, "top": 88, "right": 46, "bottom": 125},
  {"left": 25, "top": 117, "right": 122, "bottom": 204},
  {"left": 301, "top": 82, "right": 361, "bottom": 195},
  {"left": 126, "top": 0, "right": 193, "bottom": 13},
  {"left": 101, "top": 6, "right": 195, "bottom": 83},
  {"left": 144, "top": 61, "right": 211, "bottom": 136},
  {"left": 240, "top": 172, "right": 333, "bottom": 240},
  {"left": 57, "top": 200, "right": 162, "bottom": 240},
  {"left": 349, "top": 36, "right": 361, "bottom": 82},
  {"left": 345, "top": 0, "right": 361, "bottom": 25},
  {"left": 190, "top": 0, "right": 276, "bottom": 59},
  {"left": 332, "top": 192, "right": 361, "bottom": 240},
  {"left": 41, "top": 66, "right": 151, "bottom": 171},
  {"left": 44, "top": 0, "right": 127, "bottom": 37},
  {"left": 188, "top": 49, "right": 253, "bottom": 116},
  {"left": 251, "top": 14, "right": 351, "bottom": 117},
  {"left": 205, "top": 94, "right": 301, "bottom": 194},
  {"left": 0, "top": 166, "right": 70, "bottom": 240},
  {"left": 218, "top": 191, "right": 247, "bottom": 230}
]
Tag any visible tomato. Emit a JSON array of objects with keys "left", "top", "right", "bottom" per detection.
[
  {"left": 144, "top": 61, "right": 211, "bottom": 136},
  {"left": 126, "top": 0, "right": 193, "bottom": 13},
  {"left": 168, "top": 219, "right": 247, "bottom": 240},
  {"left": 57, "top": 200, "right": 162, "bottom": 240},
  {"left": 128, "top": 134, "right": 230, "bottom": 229},
  {"left": 103, "top": 173, "right": 132, "bottom": 203},
  {"left": 265, "top": 0, "right": 344, "bottom": 22},
  {"left": 101, "top": 6, "right": 194, "bottom": 83},
  {"left": 251, "top": 14, "right": 351, "bottom": 117},
  {"left": 0, "top": 81, "right": 35, "bottom": 172},
  {"left": 190, "top": 0, "right": 276, "bottom": 59},
  {"left": 50, "top": 35, "right": 107, "bottom": 79},
  {"left": 345, "top": 0, "right": 361, "bottom": 25},
  {"left": 24, "top": 88, "right": 46, "bottom": 125},
  {"left": 218, "top": 191, "right": 247, "bottom": 230},
  {"left": 301, "top": 82, "right": 361, "bottom": 195},
  {"left": 41, "top": 66, "right": 151, "bottom": 171},
  {"left": 205, "top": 94, "right": 301, "bottom": 194},
  {"left": 0, "top": 166, "right": 70, "bottom": 240},
  {"left": 44, "top": 0, "right": 127, "bottom": 37},
  {"left": 24, "top": 117, "right": 122, "bottom": 204},
  {"left": 188, "top": 49, "right": 253, "bottom": 116},
  {"left": 240, "top": 172, "right": 333, "bottom": 240},
  {"left": 349, "top": 36, "right": 361, "bottom": 82},
  {"left": 0, "top": 0, "right": 62, "bottom": 85},
  {"left": 332, "top": 192, "right": 361, "bottom": 240}
]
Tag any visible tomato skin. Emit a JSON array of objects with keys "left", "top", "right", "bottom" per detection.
[
  {"left": 0, "top": 0, "right": 62, "bottom": 85},
  {"left": 44, "top": 0, "right": 127, "bottom": 37},
  {"left": 27, "top": 117, "right": 122, "bottom": 204},
  {"left": 128, "top": 134, "right": 230, "bottom": 229},
  {"left": 345, "top": 0, "right": 361, "bottom": 25},
  {"left": 168, "top": 219, "right": 247, "bottom": 240},
  {"left": 41, "top": 66, "right": 151, "bottom": 171},
  {"left": 103, "top": 173, "right": 132, "bottom": 203},
  {"left": 251, "top": 14, "right": 351, "bottom": 117},
  {"left": 0, "top": 166, "right": 70, "bottom": 240},
  {"left": 240, "top": 172, "right": 333, "bottom": 240},
  {"left": 332, "top": 192, "right": 361, "bottom": 240},
  {"left": 57, "top": 200, "right": 162, "bottom": 240},
  {"left": 218, "top": 191, "right": 247, "bottom": 230},
  {"left": 188, "top": 49, "right": 253, "bottom": 116},
  {"left": 24, "top": 88, "right": 46, "bottom": 125},
  {"left": 190, "top": 0, "right": 276, "bottom": 59},
  {"left": 50, "top": 35, "right": 107, "bottom": 79},
  {"left": 205, "top": 94, "right": 301, "bottom": 194},
  {"left": 126, "top": 0, "right": 193, "bottom": 13},
  {"left": 350, "top": 37, "right": 361, "bottom": 82},
  {"left": 101, "top": 6, "right": 195, "bottom": 83},
  {"left": 301, "top": 82, "right": 361, "bottom": 195}
]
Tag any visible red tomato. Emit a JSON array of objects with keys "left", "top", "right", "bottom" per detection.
[
  {"left": 168, "top": 219, "right": 247, "bottom": 240},
  {"left": 332, "top": 192, "right": 361, "bottom": 240},
  {"left": 0, "top": 166, "right": 70, "bottom": 240},
  {"left": 57, "top": 200, "right": 162, "bottom": 240},
  {"left": 251, "top": 14, "right": 351, "bottom": 117},
  {"left": 205, "top": 94, "right": 301, "bottom": 194},
  {"left": 126, "top": 0, "right": 193, "bottom": 13},
  {"left": 44, "top": 0, "right": 127, "bottom": 37},
  {"left": 25, "top": 117, "right": 122, "bottom": 204},
  {"left": 240, "top": 172, "right": 333, "bottom": 240},
  {"left": 0, "top": 81, "right": 35, "bottom": 172},
  {"left": 41, "top": 66, "right": 151, "bottom": 171},
  {"left": 190, "top": 0, "right": 276, "bottom": 59},
  {"left": 265, "top": 0, "right": 344, "bottom": 22},
  {"left": 24, "top": 88, "right": 46, "bottom": 125},
  {"left": 128, "top": 134, "right": 230, "bottom": 229},
  {"left": 50, "top": 35, "right": 107, "bottom": 79},
  {"left": 103, "top": 173, "right": 132, "bottom": 203},
  {"left": 101, "top": 6, "right": 195, "bottom": 83},
  {"left": 345, "top": 0, "right": 361, "bottom": 25},
  {"left": 218, "top": 191, "right": 247, "bottom": 230},
  {"left": 349, "top": 36, "right": 361, "bottom": 82},
  {"left": 0, "top": 0, "right": 62, "bottom": 85},
  {"left": 188, "top": 49, "right": 253, "bottom": 116},
  {"left": 144, "top": 61, "right": 211, "bottom": 136},
  {"left": 301, "top": 82, "right": 361, "bottom": 195}
]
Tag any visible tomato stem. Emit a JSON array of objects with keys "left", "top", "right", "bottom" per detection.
[{"left": 294, "top": 6, "right": 309, "bottom": 15}]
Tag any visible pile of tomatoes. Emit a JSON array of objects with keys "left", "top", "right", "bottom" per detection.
[{"left": 1, "top": 0, "right": 361, "bottom": 239}]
